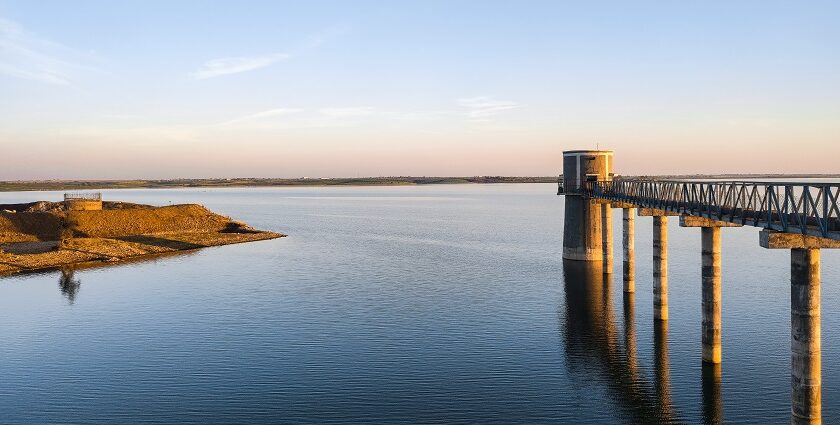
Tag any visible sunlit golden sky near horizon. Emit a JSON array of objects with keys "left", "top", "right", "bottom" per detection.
[{"left": 1, "top": 1, "right": 838, "bottom": 179}]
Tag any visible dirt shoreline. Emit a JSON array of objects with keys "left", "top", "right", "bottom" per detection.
[{"left": 0, "top": 201, "right": 284, "bottom": 276}]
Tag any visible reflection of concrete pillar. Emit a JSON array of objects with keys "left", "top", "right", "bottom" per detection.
[
  {"left": 623, "top": 208, "right": 636, "bottom": 292},
  {"left": 702, "top": 227, "right": 722, "bottom": 364},
  {"left": 791, "top": 248, "right": 821, "bottom": 425},
  {"left": 654, "top": 320, "right": 672, "bottom": 416},
  {"left": 702, "top": 363, "right": 723, "bottom": 425},
  {"left": 653, "top": 216, "right": 668, "bottom": 321},
  {"left": 623, "top": 292, "right": 638, "bottom": 373},
  {"left": 602, "top": 203, "right": 613, "bottom": 273}
]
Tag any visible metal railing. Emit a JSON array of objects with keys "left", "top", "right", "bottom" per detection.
[
  {"left": 583, "top": 180, "right": 840, "bottom": 240},
  {"left": 64, "top": 192, "right": 102, "bottom": 201}
]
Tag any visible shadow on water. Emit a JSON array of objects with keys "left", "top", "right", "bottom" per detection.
[
  {"left": 58, "top": 268, "right": 81, "bottom": 304},
  {"left": 562, "top": 259, "right": 688, "bottom": 425},
  {"left": 116, "top": 235, "right": 206, "bottom": 250}
]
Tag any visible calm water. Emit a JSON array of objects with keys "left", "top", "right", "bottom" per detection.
[{"left": 1, "top": 184, "right": 839, "bottom": 424}]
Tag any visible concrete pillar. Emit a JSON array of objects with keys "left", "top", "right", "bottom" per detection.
[
  {"left": 702, "top": 227, "right": 722, "bottom": 364},
  {"left": 758, "top": 230, "right": 833, "bottom": 424},
  {"left": 653, "top": 216, "right": 669, "bottom": 321},
  {"left": 602, "top": 203, "right": 614, "bottom": 273},
  {"left": 682, "top": 216, "right": 741, "bottom": 364},
  {"left": 623, "top": 208, "right": 636, "bottom": 292},
  {"left": 791, "top": 248, "right": 820, "bottom": 425}
]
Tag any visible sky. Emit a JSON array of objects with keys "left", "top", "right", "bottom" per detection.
[{"left": 1, "top": 0, "right": 838, "bottom": 179}]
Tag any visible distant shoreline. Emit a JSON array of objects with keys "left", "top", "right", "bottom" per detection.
[{"left": 1, "top": 174, "right": 838, "bottom": 192}]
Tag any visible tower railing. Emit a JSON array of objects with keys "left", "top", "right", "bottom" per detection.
[{"left": 64, "top": 192, "right": 102, "bottom": 201}]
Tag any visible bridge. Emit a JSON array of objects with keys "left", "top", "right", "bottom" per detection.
[{"left": 558, "top": 150, "right": 838, "bottom": 425}]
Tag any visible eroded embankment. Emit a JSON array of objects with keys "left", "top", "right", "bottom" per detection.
[{"left": 0, "top": 203, "right": 284, "bottom": 275}]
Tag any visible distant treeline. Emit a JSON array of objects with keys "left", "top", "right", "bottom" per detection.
[
  {"left": 2, "top": 174, "right": 837, "bottom": 192},
  {"left": 0, "top": 176, "right": 559, "bottom": 192}
]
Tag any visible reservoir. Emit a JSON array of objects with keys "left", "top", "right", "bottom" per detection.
[{"left": 1, "top": 184, "right": 839, "bottom": 424}]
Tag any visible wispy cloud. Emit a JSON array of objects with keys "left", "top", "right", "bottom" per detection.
[
  {"left": 457, "top": 96, "right": 520, "bottom": 120},
  {"left": 319, "top": 107, "right": 378, "bottom": 118},
  {"left": 221, "top": 108, "right": 304, "bottom": 125},
  {"left": 192, "top": 25, "right": 348, "bottom": 81},
  {"left": 0, "top": 17, "right": 100, "bottom": 85},
  {"left": 191, "top": 53, "right": 289, "bottom": 79},
  {"left": 296, "top": 25, "right": 352, "bottom": 51}
]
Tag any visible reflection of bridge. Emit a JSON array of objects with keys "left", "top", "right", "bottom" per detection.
[{"left": 559, "top": 150, "right": 835, "bottom": 425}]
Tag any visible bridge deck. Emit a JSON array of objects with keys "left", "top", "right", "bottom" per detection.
[{"left": 575, "top": 180, "right": 840, "bottom": 241}]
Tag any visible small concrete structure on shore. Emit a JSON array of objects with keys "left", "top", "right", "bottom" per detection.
[{"left": 64, "top": 192, "right": 102, "bottom": 211}]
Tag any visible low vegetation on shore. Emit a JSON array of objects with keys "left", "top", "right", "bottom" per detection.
[
  {"left": 0, "top": 176, "right": 557, "bottom": 192},
  {"left": 1, "top": 174, "right": 837, "bottom": 192},
  {"left": 0, "top": 202, "right": 283, "bottom": 276}
]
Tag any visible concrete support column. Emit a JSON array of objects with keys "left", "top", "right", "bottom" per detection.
[
  {"left": 702, "top": 227, "right": 722, "bottom": 364},
  {"left": 758, "top": 230, "right": 835, "bottom": 424},
  {"left": 791, "top": 248, "right": 821, "bottom": 425},
  {"left": 602, "top": 203, "right": 614, "bottom": 273},
  {"left": 683, "top": 216, "right": 741, "bottom": 364},
  {"left": 623, "top": 208, "right": 636, "bottom": 292},
  {"left": 653, "top": 216, "right": 669, "bottom": 321}
]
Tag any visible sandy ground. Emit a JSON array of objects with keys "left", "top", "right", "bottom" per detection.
[
  {"left": 0, "top": 231, "right": 282, "bottom": 276},
  {"left": 0, "top": 202, "right": 284, "bottom": 276}
]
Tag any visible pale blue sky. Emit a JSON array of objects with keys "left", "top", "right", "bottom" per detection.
[{"left": 1, "top": 1, "right": 838, "bottom": 179}]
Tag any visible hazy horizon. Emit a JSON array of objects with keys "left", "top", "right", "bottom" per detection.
[{"left": 2, "top": 1, "right": 838, "bottom": 180}]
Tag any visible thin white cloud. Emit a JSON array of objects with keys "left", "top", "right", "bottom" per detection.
[
  {"left": 296, "top": 25, "right": 352, "bottom": 51},
  {"left": 319, "top": 107, "right": 378, "bottom": 118},
  {"left": 221, "top": 108, "right": 304, "bottom": 125},
  {"left": 191, "top": 25, "right": 348, "bottom": 80},
  {"left": 0, "top": 17, "right": 100, "bottom": 85},
  {"left": 457, "top": 96, "right": 520, "bottom": 119},
  {"left": 191, "top": 53, "right": 289, "bottom": 79},
  {"left": 0, "top": 62, "right": 69, "bottom": 85}
]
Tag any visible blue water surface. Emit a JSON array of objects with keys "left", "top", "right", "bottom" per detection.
[{"left": 0, "top": 184, "right": 838, "bottom": 424}]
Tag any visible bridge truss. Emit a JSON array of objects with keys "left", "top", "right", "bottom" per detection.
[{"left": 581, "top": 180, "right": 840, "bottom": 241}]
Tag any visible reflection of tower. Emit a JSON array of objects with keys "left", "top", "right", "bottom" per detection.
[
  {"left": 562, "top": 150, "right": 613, "bottom": 261},
  {"left": 702, "top": 363, "right": 723, "bottom": 425},
  {"left": 59, "top": 268, "right": 81, "bottom": 304},
  {"left": 562, "top": 260, "right": 679, "bottom": 423}
]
